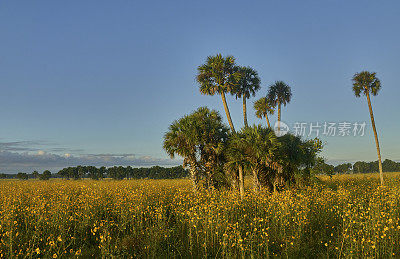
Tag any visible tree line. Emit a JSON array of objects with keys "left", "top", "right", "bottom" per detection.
[
  {"left": 333, "top": 159, "right": 400, "bottom": 174},
  {"left": 0, "top": 166, "right": 188, "bottom": 180},
  {"left": 310, "top": 158, "right": 400, "bottom": 177},
  {"left": 57, "top": 165, "right": 188, "bottom": 180},
  {"left": 0, "top": 170, "right": 53, "bottom": 180}
]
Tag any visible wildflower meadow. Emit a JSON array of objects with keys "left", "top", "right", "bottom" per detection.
[{"left": 1, "top": 173, "right": 400, "bottom": 258}]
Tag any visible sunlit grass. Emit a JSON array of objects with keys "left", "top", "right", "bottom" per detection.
[{"left": 1, "top": 174, "right": 400, "bottom": 257}]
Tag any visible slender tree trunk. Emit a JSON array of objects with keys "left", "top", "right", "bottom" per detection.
[
  {"left": 206, "top": 173, "right": 211, "bottom": 190},
  {"left": 221, "top": 92, "right": 235, "bottom": 133},
  {"left": 231, "top": 172, "right": 239, "bottom": 191},
  {"left": 366, "top": 92, "right": 384, "bottom": 185},
  {"left": 238, "top": 165, "right": 245, "bottom": 200},
  {"left": 277, "top": 100, "right": 281, "bottom": 131},
  {"left": 273, "top": 166, "right": 283, "bottom": 193},
  {"left": 264, "top": 113, "right": 271, "bottom": 128},
  {"left": 252, "top": 169, "right": 260, "bottom": 192},
  {"left": 243, "top": 96, "right": 248, "bottom": 127},
  {"left": 273, "top": 175, "right": 282, "bottom": 193},
  {"left": 189, "top": 162, "right": 199, "bottom": 192}
]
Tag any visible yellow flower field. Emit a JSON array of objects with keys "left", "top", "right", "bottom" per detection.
[{"left": 1, "top": 173, "right": 400, "bottom": 258}]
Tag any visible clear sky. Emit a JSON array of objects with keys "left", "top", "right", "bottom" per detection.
[{"left": 1, "top": 1, "right": 399, "bottom": 173}]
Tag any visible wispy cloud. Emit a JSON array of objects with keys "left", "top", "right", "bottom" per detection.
[{"left": 0, "top": 141, "right": 45, "bottom": 152}]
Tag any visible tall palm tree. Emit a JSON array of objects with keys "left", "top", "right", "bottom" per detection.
[
  {"left": 267, "top": 81, "right": 292, "bottom": 131},
  {"left": 352, "top": 71, "right": 384, "bottom": 185},
  {"left": 196, "top": 54, "right": 242, "bottom": 133},
  {"left": 234, "top": 66, "right": 261, "bottom": 127},
  {"left": 254, "top": 97, "right": 275, "bottom": 128}
]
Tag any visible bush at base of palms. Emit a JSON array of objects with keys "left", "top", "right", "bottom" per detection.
[{"left": 163, "top": 107, "right": 229, "bottom": 191}]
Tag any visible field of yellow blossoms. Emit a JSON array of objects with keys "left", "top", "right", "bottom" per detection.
[{"left": 1, "top": 173, "right": 400, "bottom": 258}]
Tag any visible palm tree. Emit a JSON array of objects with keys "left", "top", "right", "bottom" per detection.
[
  {"left": 267, "top": 81, "right": 292, "bottom": 131},
  {"left": 163, "top": 107, "right": 229, "bottom": 191},
  {"left": 193, "top": 107, "right": 229, "bottom": 189},
  {"left": 234, "top": 66, "right": 261, "bottom": 127},
  {"left": 254, "top": 97, "right": 275, "bottom": 128},
  {"left": 225, "top": 133, "right": 249, "bottom": 199},
  {"left": 196, "top": 54, "right": 242, "bottom": 132},
  {"left": 264, "top": 134, "right": 322, "bottom": 192},
  {"left": 243, "top": 126, "right": 278, "bottom": 191},
  {"left": 163, "top": 115, "right": 200, "bottom": 191},
  {"left": 352, "top": 71, "right": 384, "bottom": 185}
]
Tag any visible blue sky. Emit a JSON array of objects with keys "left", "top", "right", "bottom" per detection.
[{"left": 0, "top": 1, "right": 399, "bottom": 173}]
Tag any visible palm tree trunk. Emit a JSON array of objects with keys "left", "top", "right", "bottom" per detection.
[
  {"left": 190, "top": 170, "right": 199, "bottom": 192},
  {"left": 243, "top": 96, "right": 248, "bottom": 127},
  {"left": 221, "top": 92, "right": 235, "bottom": 133},
  {"left": 238, "top": 165, "right": 244, "bottom": 200},
  {"left": 264, "top": 113, "right": 271, "bottom": 128},
  {"left": 277, "top": 100, "right": 281, "bottom": 131},
  {"left": 231, "top": 172, "right": 239, "bottom": 191},
  {"left": 252, "top": 169, "right": 260, "bottom": 192},
  {"left": 366, "top": 92, "right": 384, "bottom": 185},
  {"left": 189, "top": 161, "right": 199, "bottom": 192}
]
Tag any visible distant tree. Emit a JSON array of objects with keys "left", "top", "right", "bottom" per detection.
[
  {"left": 56, "top": 165, "right": 187, "bottom": 181},
  {"left": 234, "top": 66, "right": 261, "bottom": 127},
  {"left": 196, "top": 54, "right": 242, "bottom": 132},
  {"left": 16, "top": 172, "right": 28, "bottom": 180},
  {"left": 40, "top": 170, "right": 51, "bottom": 180},
  {"left": 353, "top": 161, "right": 369, "bottom": 174},
  {"left": 254, "top": 97, "right": 275, "bottom": 128},
  {"left": 382, "top": 159, "right": 400, "bottom": 172},
  {"left": 32, "top": 171, "right": 39, "bottom": 179},
  {"left": 267, "top": 81, "right": 292, "bottom": 131},
  {"left": 99, "top": 166, "right": 106, "bottom": 179},
  {"left": 126, "top": 166, "right": 133, "bottom": 179},
  {"left": 86, "top": 166, "right": 99, "bottom": 180},
  {"left": 313, "top": 157, "right": 335, "bottom": 179},
  {"left": 77, "top": 166, "right": 87, "bottom": 179},
  {"left": 334, "top": 163, "right": 352, "bottom": 174},
  {"left": 57, "top": 168, "right": 67, "bottom": 179},
  {"left": 117, "top": 166, "right": 126, "bottom": 179},
  {"left": 352, "top": 71, "right": 384, "bottom": 185}
]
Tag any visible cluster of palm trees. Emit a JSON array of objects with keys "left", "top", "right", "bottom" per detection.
[
  {"left": 163, "top": 54, "right": 322, "bottom": 197},
  {"left": 163, "top": 54, "right": 386, "bottom": 196}
]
